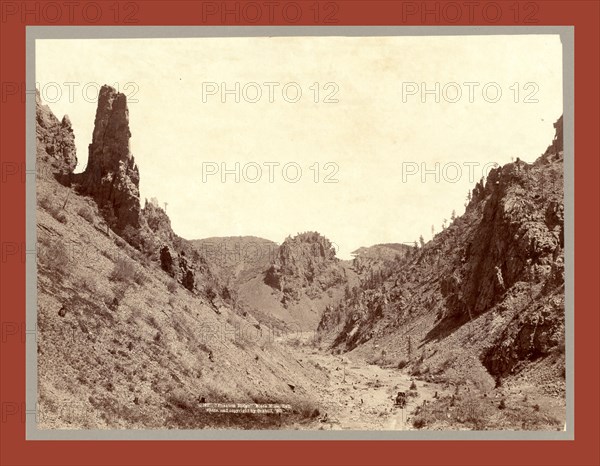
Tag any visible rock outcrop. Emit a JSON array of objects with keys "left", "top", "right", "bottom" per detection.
[
  {"left": 35, "top": 85, "right": 226, "bottom": 301},
  {"left": 143, "top": 198, "right": 175, "bottom": 243},
  {"left": 35, "top": 90, "right": 77, "bottom": 175},
  {"left": 77, "top": 85, "right": 141, "bottom": 233},
  {"left": 440, "top": 154, "right": 563, "bottom": 320},
  {"left": 160, "top": 245, "right": 196, "bottom": 292},
  {"left": 320, "top": 116, "right": 565, "bottom": 383},
  {"left": 265, "top": 232, "right": 345, "bottom": 304}
]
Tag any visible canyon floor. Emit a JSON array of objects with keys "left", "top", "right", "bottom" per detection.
[{"left": 280, "top": 333, "right": 447, "bottom": 431}]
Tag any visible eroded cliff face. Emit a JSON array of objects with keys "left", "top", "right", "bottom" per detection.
[
  {"left": 35, "top": 93, "right": 328, "bottom": 429},
  {"left": 319, "top": 117, "right": 565, "bottom": 383},
  {"left": 35, "top": 86, "right": 231, "bottom": 297},
  {"left": 77, "top": 85, "right": 141, "bottom": 233},
  {"left": 265, "top": 232, "right": 345, "bottom": 305},
  {"left": 36, "top": 90, "right": 77, "bottom": 175},
  {"left": 440, "top": 151, "right": 564, "bottom": 322}
]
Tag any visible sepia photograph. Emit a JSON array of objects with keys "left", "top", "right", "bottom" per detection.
[{"left": 33, "top": 31, "right": 567, "bottom": 434}]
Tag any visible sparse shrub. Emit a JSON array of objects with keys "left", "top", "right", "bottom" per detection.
[
  {"left": 77, "top": 205, "right": 95, "bottom": 223},
  {"left": 294, "top": 399, "right": 321, "bottom": 420},
  {"left": 204, "top": 282, "right": 217, "bottom": 301},
  {"left": 167, "top": 280, "right": 178, "bottom": 293},
  {"left": 146, "top": 315, "right": 159, "bottom": 329},
  {"left": 457, "top": 395, "right": 489, "bottom": 429},
  {"left": 397, "top": 359, "right": 408, "bottom": 369},
  {"left": 410, "top": 380, "right": 417, "bottom": 390},
  {"left": 48, "top": 204, "right": 67, "bottom": 224},
  {"left": 498, "top": 399, "right": 506, "bottom": 410},
  {"left": 38, "top": 195, "right": 52, "bottom": 210},
  {"left": 110, "top": 257, "right": 137, "bottom": 282},
  {"left": 412, "top": 416, "right": 426, "bottom": 429},
  {"left": 533, "top": 404, "right": 540, "bottom": 412},
  {"left": 38, "top": 238, "right": 70, "bottom": 276}
]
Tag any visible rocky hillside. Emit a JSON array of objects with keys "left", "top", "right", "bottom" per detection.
[
  {"left": 351, "top": 243, "right": 414, "bottom": 260},
  {"left": 350, "top": 243, "right": 414, "bottom": 291},
  {"left": 318, "top": 117, "right": 565, "bottom": 429},
  {"left": 265, "top": 232, "right": 346, "bottom": 305},
  {"left": 36, "top": 91, "right": 77, "bottom": 175},
  {"left": 194, "top": 232, "right": 356, "bottom": 332},
  {"left": 36, "top": 87, "right": 328, "bottom": 429},
  {"left": 190, "top": 236, "right": 278, "bottom": 288}
]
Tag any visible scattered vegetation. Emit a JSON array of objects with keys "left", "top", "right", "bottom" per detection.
[
  {"left": 109, "top": 257, "right": 138, "bottom": 283},
  {"left": 77, "top": 205, "right": 95, "bottom": 223},
  {"left": 48, "top": 204, "right": 67, "bottom": 223},
  {"left": 38, "top": 236, "right": 70, "bottom": 276},
  {"left": 167, "top": 280, "right": 178, "bottom": 293},
  {"left": 411, "top": 393, "right": 562, "bottom": 431}
]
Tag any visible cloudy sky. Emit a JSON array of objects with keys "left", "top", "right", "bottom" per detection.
[{"left": 36, "top": 34, "right": 563, "bottom": 259}]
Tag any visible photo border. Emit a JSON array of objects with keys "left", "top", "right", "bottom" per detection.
[{"left": 25, "top": 25, "right": 575, "bottom": 442}]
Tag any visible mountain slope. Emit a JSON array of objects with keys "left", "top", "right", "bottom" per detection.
[
  {"left": 240, "top": 232, "right": 356, "bottom": 330},
  {"left": 317, "top": 117, "right": 566, "bottom": 430},
  {"left": 36, "top": 87, "right": 327, "bottom": 429}
]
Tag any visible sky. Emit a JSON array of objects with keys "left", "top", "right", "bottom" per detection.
[{"left": 36, "top": 35, "right": 563, "bottom": 259}]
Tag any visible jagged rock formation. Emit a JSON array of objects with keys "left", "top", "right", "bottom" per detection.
[
  {"left": 35, "top": 90, "right": 77, "bottom": 175},
  {"left": 35, "top": 86, "right": 226, "bottom": 298},
  {"left": 143, "top": 198, "right": 175, "bottom": 244},
  {"left": 159, "top": 245, "right": 196, "bottom": 291},
  {"left": 319, "top": 117, "right": 565, "bottom": 386},
  {"left": 77, "top": 85, "right": 141, "bottom": 233},
  {"left": 36, "top": 89, "right": 330, "bottom": 430},
  {"left": 265, "top": 232, "right": 345, "bottom": 305},
  {"left": 440, "top": 155, "right": 563, "bottom": 321}
]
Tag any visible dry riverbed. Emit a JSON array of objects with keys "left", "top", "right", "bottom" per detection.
[{"left": 281, "top": 336, "right": 448, "bottom": 430}]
